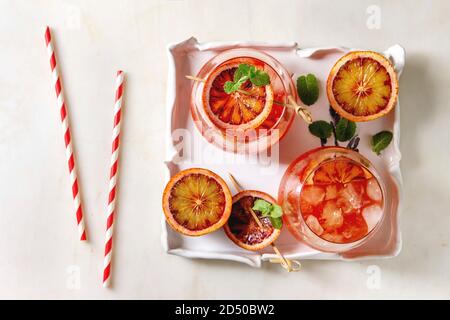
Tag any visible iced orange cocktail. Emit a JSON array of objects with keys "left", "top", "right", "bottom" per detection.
[
  {"left": 278, "top": 147, "right": 385, "bottom": 252},
  {"left": 190, "top": 48, "right": 296, "bottom": 153}
]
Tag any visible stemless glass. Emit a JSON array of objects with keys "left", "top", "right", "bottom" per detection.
[
  {"left": 278, "top": 147, "right": 386, "bottom": 253},
  {"left": 190, "top": 48, "right": 296, "bottom": 154}
]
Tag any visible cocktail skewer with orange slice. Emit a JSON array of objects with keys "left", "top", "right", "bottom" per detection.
[
  {"left": 227, "top": 173, "right": 301, "bottom": 272},
  {"left": 162, "top": 168, "right": 300, "bottom": 271}
]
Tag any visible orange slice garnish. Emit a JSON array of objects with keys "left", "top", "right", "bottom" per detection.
[
  {"left": 162, "top": 168, "right": 232, "bottom": 236},
  {"left": 224, "top": 190, "right": 281, "bottom": 251},
  {"left": 327, "top": 51, "right": 398, "bottom": 122},
  {"left": 203, "top": 60, "right": 273, "bottom": 130},
  {"left": 312, "top": 159, "right": 367, "bottom": 185}
]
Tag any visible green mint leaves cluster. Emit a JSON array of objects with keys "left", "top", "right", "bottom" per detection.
[
  {"left": 224, "top": 64, "right": 270, "bottom": 94},
  {"left": 252, "top": 199, "right": 283, "bottom": 229},
  {"left": 297, "top": 74, "right": 319, "bottom": 106},
  {"left": 308, "top": 107, "right": 393, "bottom": 155}
]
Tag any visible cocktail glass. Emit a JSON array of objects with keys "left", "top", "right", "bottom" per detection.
[
  {"left": 190, "top": 48, "right": 296, "bottom": 154},
  {"left": 278, "top": 147, "right": 386, "bottom": 252}
]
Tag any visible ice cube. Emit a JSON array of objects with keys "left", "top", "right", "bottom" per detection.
[
  {"left": 362, "top": 204, "right": 383, "bottom": 231},
  {"left": 306, "top": 215, "right": 324, "bottom": 235},
  {"left": 338, "top": 183, "right": 362, "bottom": 212},
  {"left": 301, "top": 185, "right": 325, "bottom": 206},
  {"left": 321, "top": 201, "right": 344, "bottom": 230},
  {"left": 336, "top": 197, "right": 351, "bottom": 213},
  {"left": 366, "top": 178, "right": 382, "bottom": 202},
  {"left": 322, "top": 232, "right": 344, "bottom": 243},
  {"left": 325, "top": 184, "right": 338, "bottom": 200},
  {"left": 342, "top": 229, "right": 353, "bottom": 239},
  {"left": 342, "top": 225, "right": 365, "bottom": 240}
]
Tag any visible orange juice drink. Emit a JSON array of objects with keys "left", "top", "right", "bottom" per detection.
[{"left": 279, "top": 147, "right": 385, "bottom": 252}]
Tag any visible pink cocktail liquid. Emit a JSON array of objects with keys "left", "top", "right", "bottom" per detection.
[{"left": 279, "top": 147, "right": 385, "bottom": 252}]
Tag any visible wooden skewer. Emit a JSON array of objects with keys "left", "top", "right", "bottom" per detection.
[
  {"left": 228, "top": 173, "right": 301, "bottom": 272},
  {"left": 273, "top": 97, "right": 313, "bottom": 124},
  {"left": 269, "top": 244, "right": 301, "bottom": 271},
  {"left": 185, "top": 75, "right": 205, "bottom": 82},
  {"left": 227, "top": 174, "right": 264, "bottom": 229},
  {"left": 186, "top": 75, "right": 313, "bottom": 125},
  {"left": 283, "top": 96, "right": 313, "bottom": 124}
]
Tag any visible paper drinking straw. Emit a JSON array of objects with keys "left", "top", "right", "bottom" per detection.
[
  {"left": 103, "top": 71, "right": 125, "bottom": 287},
  {"left": 45, "top": 26, "right": 87, "bottom": 241}
]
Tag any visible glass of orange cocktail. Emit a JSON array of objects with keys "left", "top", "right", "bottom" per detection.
[
  {"left": 190, "top": 48, "right": 296, "bottom": 154},
  {"left": 278, "top": 147, "right": 385, "bottom": 252}
]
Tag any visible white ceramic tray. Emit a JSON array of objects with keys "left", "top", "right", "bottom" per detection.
[{"left": 162, "top": 37, "right": 405, "bottom": 267}]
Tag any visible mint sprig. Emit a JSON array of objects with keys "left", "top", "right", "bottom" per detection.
[
  {"left": 252, "top": 199, "right": 283, "bottom": 229},
  {"left": 307, "top": 107, "right": 360, "bottom": 150},
  {"left": 223, "top": 64, "right": 270, "bottom": 94},
  {"left": 223, "top": 77, "right": 247, "bottom": 94}
]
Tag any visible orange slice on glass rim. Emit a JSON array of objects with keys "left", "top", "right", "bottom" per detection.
[
  {"left": 311, "top": 159, "right": 368, "bottom": 185},
  {"left": 327, "top": 51, "right": 398, "bottom": 122},
  {"left": 223, "top": 190, "right": 281, "bottom": 251},
  {"left": 162, "top": 168, "right": 232, "bottom": 236},
  {"left": 203, "top": 60, "right": 274, "bottom": 130}
]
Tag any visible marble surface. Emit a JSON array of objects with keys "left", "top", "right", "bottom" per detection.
[{"left": 0, "top": 0, "right": 449, "bottom": 299}]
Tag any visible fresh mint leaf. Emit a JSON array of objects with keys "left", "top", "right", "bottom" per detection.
[
  {"left": 234, "top": 64, "right": 251, "bottom": 82},
  {"left": 371, "top": 131, "right": 393, "bottom": 155},
  {"left": 297, "top": 74, "right": 319, "bottom": 106},
  {"left": 224, "top": 77, "right": 248, "bottom": 94},
  {"left": 223, "top": 63, "right": 270, "bottom": 94},
  {"left": 252, "top": 198, "right": 283, "bottom": 226},
  {"left": 335, "top": 118, "right": 356, "bottom": 142},
  {"left": 269, "top": 216, "right": 283, "bottom": 229},
  {"left": 309, "top": 120, "right": 333, "bottom": 139},
  {"left": 223, "top": 81, "right": 235, "bottom": 94},
  {"left": 252, "top": 199, "right": 272, "bottom": 216},
  {"left": 248, "top": 65, "right": 257, "bottom": 78},
  {"left": 250, "top": 69, "right": 270, "bottom": 86},
  {"left": 270, "top": 204, "right": 283, "bottom": 218}
]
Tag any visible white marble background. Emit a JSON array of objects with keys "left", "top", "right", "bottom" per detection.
[{"left": 0, "top": 0, "right": 448, "bottom": 299}]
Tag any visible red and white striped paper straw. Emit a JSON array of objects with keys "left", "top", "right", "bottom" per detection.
[
  {"left": 103, "top": 71, "right": 125, "bottom": 287},
  {"left": 45, "top": 26, "right": 87, "bottom": 241}
]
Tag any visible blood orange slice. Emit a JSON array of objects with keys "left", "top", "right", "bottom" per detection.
[
  {"left": 203, "top": 59, "right": 274, "bottom": 130},
  {"left": 224, "top": 190, "right": 281, "bottom": 251},
  {"left": 327, "top": 51, "right": 398, "bottom": 122},
  {"left": 162, "top": 168, "right": 232, "bottom": 236},
  {"left": 312, "top": 158, "right": 367, "bottom": 185}
]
